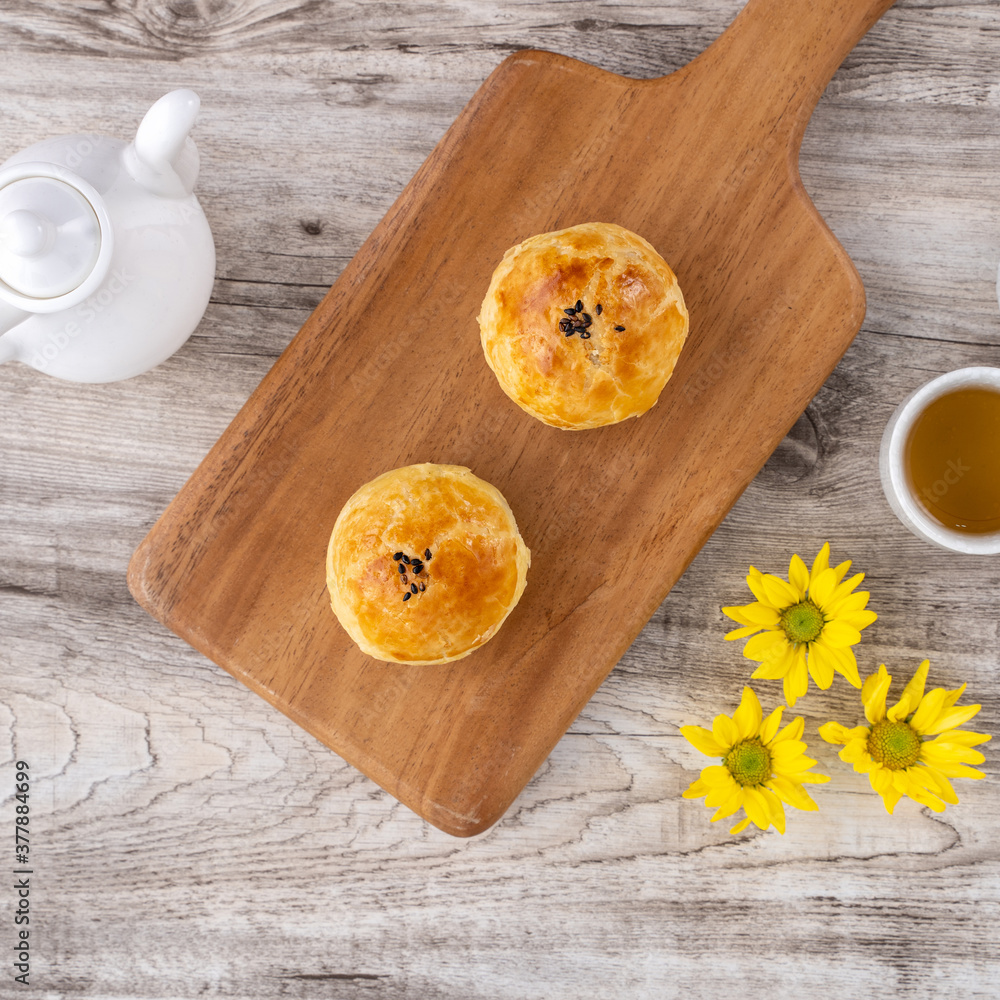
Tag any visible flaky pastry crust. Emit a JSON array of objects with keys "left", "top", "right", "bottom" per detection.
[
  {"left": 478, "top": 222, "right": 689, "bottom": 429},
  {"left": 326, "top": 464, "right": 530, "bottom": 664}
]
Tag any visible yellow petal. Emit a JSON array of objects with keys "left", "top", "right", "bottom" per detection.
[
  {"left": 809, "top": 542, "right": 831, "bottom": 583},
  {"left": 729, "top": 815, "right": 752, "bottom": 835},
  {"left": 725, "top": 625, "right": 760, "bottom": 641},
  {"left": 767, "top": 775, "right": 819, "bottom": 811},
  {"left": 788, "top": 553, "right": 810, "bottom": 596},
  {"left": 840, "top": 736, "right": 870, "bottom": 761},
  {"left": 821, "top": 619, "right": 863, "bottom": 648},
  {"left": 751, "top": 658, "right": 790, "bottom": 680},
  {"left": 832, "top": 558, "right": 853, "bottom": 583},
  {"left": 920, "top": 761, "right": 985, "bottom": 780},
  {"left": 736, "top": 602, "right": 782, "bottom": 628},
  {"left": 759, "top": 786, "right": 786, "bottom": 834},
  {"left": 890, "top": 659, "right": 930, "bottom": 721},
  {"left": 770, "top": 740, "right": 808, "bottom": 761},
  {"left": 710, "top": 785, "right": 744, "bottom": 821},
  {"left": 722, "top": 605, "right": 755, "bottom": 627},
  {"left": 680, "top": 725, "right": 727, "bottom": 758},
  {"left": 880, "top": 784, "right": 903, "bottom": 814},
  {"left": 712, "top": 714, "right": 739, "bottom": 750},
  {"left": 829, "top": 571, "right": 865, "bottom": 602},
  {"left": 797, "top": 770, "right": 831, "bottom": 784},
  {"left": 745, "top": 568, "right": 770, "bottom": 606},
  {"left": 782, "top": 647, "right": 809, "bottom": 708},
  {"left": 732, "top": 686, "right": 763, "bottom": 740},
  {"left": 818, "top": 721, "right": 852, "bottom": 745},
  {"left": 699, "top": 764, "right": 734, "bottom": 788},
  {"left": 705, "top": 780, "right": 738, "bottom": 808},
  {"left": 763, "top": 642, "right": 797, "bottom": 680},
  {"left": 742, "top": 786, "right": 772, "bottom": 830},
  {"left": 825, "top": 644, "right": 861, "bottom": 687},
  {"left": 782, "top": 672, "right": 798, "bottom": 708},
  {"left": 743, "top": 630, "right": 789, "bottom": 663},
  {"left": 870, "top": 767, "right": 894, "bottom": 793},
  {"left": 824, "top": 590, "right": 870, "bottom": 617},
  {"left": 939, "top": 683, "right": 968, "bottom": 713},
  {"left": 807, "top": 643, "right": 835, "bottom": 689},
  {"left": 899, "top": 777, "right": 947, "bottom": 813},
  {"left": 721, "top": 606, "right": 753, "bottom": 627},
  {"left": 928, "top": 729, "right": 991, "bottom": 749},
  {"left": 909, "top": 687, "right": 947, "bottom": 735},
  {"left": 920, "top": 742, "right": 986, "bottom": 769},
  {"left": 862, "top": 666, "right": 892, "bottom": 725},
  {"left": 839, "top": 609, "right": 878, "bottom": 631},
  {"left": 682, "top": 771, "right": 715, "bottom": 797},
  {"left": 773, "top": 715, "right": 805, "bottom": 744},
  {"left": 848, "top": 752, "right": 879, "bottom": 774},
  {"left": 918, "top": 764, "right": 959, "bottom": 805},
  {"left": 773, "top": 755, "right": 821, "bottom": 775},
  {"left": 921, "top": 702, "right": 983, "bottom": 737},
  {"left": 760, "top": 706, "right": 784, "bottom": 745},
  {"left": 809, "top": 566, "right": 837, "bottom": 607},
  {"left": 760, "top": 573, "right": 800, "bottom": 609}
]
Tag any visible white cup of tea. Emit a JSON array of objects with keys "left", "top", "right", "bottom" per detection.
[{"left": 880, "top": 366, "right": 1000, "bottom": 554}]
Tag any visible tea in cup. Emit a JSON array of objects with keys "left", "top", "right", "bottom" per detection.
[{"left": 880, "top": 367, "right": 1000, "bottom": 554}]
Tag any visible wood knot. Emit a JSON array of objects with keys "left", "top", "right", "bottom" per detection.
[{"left": 760, "top": 406, "right": 822, "bottom": 484}]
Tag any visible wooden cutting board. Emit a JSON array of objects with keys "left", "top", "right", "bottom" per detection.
[{"left": 128, "top": 0, "right": 896, "bottom": 836}]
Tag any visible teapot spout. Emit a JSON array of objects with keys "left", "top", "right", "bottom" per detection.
[{"left": 124, "top": 89, "right": 202, "bottom": 198}]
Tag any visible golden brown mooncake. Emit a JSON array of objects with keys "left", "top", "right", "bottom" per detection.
[
  {"left": 478, "top": 221, "right": 689, "bottom": 429},
  {"left": 326, "top": 463, "right": 530, "bottom": 664}
]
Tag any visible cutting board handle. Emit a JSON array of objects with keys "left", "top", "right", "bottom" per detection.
[{"left": 685, "top": 0, "right": 897, "bottom": 142}]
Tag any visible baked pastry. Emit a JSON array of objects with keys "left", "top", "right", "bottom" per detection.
[
  {"left": 326, "top": 463, "right": 530, "bottom": 664},
  {"left": 478, "top": 221, "right": 689, "bottom": 429}
]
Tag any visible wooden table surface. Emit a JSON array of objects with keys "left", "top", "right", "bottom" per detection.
[{"left": 2, "top": 1, "right": 998, "bottom": 997}]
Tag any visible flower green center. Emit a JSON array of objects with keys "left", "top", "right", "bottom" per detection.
[
  {"left": 725, "top": 737, "right": 772, "bottom": 786},
  {"left": 779, "top": 600, "right": 825, "bottom": 644},
  {"left": 867, "top": 719, "right": 922, "bottom": 770}
]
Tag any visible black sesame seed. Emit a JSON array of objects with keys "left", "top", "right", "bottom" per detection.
[
  {"left": 596, "top": 303, "right": 602, "bottom": 315},
  {"left": 563, "top": 307, "right": 577, "bottom": 316},
  {"left": 424, "top": 549, "right": 432, "bottom": 560},
  {"left": 580, "top": 330, "right": 591, "bottom": 339},
  {"left": 411, "top": 583, "right": 418, "bottom": 594},
  {"left": 564, "top": 329, "right": 576, "bottom": 337},
  {"left": 615, "top": 325, "right": 625, "bottom": 332},
  {"left": 397, "top": 563, "right": 406, "bottom": 575},
  {"left": 575, "top": 299, "right": 583, "bottom": 312},
  {"left": 403, "top": 592, "right": 411, "bottom": 602},
  {"left": 419, "top": 582, "right": 426, "bottom": 591},
  {"left": 558, "top": 318, "right": 572, "bottom": 332},
  {"left": 401, "top": 554, "right": 411, "bottom": 564},
  {"left": 392, "top": 551, "right": 403, "bottom": 561}
]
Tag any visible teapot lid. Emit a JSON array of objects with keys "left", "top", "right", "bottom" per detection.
[{"left": 0, "top": 174, "right": 102, "bottom": 300}]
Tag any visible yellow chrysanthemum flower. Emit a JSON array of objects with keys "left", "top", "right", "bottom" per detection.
[
  {"left": 819, "top": 659, "right": 990, "bottom": 814},
  {"left": 722, "top": 542, "right": 877, "bottom": 707},
  {"left": 681, "top": 686, "right": 830, "bottom": 834}
]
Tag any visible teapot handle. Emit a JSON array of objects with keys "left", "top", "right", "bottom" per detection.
[{"left": 125, "top": 90, "right": 202, "bottom": 198}]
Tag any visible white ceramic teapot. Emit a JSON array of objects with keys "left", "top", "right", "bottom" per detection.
[{"left": 0, "top": 90, "right": 215, "bottom": 382}]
